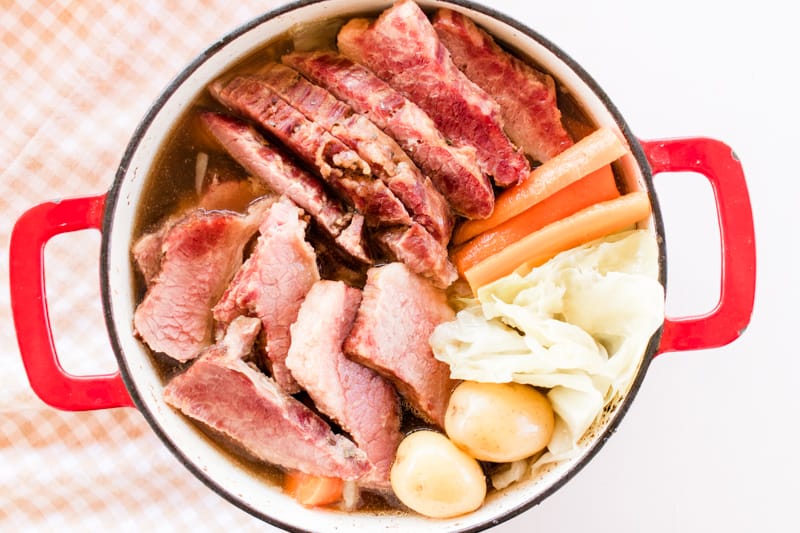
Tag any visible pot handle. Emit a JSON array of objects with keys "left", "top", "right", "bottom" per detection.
[
  {"left": 639, "top": 137, "right": 756, "bottom": 355},
  {"left": 9, "top": 194, "right": 135, "bottom": 410}
]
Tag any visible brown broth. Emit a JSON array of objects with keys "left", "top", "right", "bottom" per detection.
[{"left": 133, "top": 9, "right": 602, "bottom": 514}]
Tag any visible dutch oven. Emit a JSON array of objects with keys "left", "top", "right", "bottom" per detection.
[{"left": 9, "top": 1, "right": 756, "bottom": 531}]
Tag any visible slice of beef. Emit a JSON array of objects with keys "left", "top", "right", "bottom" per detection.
[
  {"left": 200, "top": 112, "right": 358, "bottom": 244},
  {"left": 164, "top": 316, "right": 369, "bottom": 480},
  {"left": 134, "top": 162, "right": 277, "bottom": 289},
  {"left": 132, "top": 225, "right": 168, "bottom": 287},
  {"left": 337, "top": 0, "right": 530, "bottom": 187},
  {"left": 133, "top": 205, "right": 265, "bottom": 362},
  {"left": 344, "top": 263, "right": 456, "bottom": 427},
  {"left": 132, "top": 184, "right": 273, "bottom": 288},
  {"left": 213, "top": 197, "right": 320, "bottom": 393},
  {"left": 283, "top": 50, "right": 494, "bottom": 220},
  {"left": 286, "top": 280, "right": 401, "bottom": 489},
  {"left": 313, "top": 231, "right": 368, "bottom": 288},
  {"left": 210, "top": 77, "right": 412, "bottom": 227},
  {"left": 334, "top": 211, "right": 370, "bottom": 265},
  {"left": 255, "top": 63, "right": 453, "bottom": 245},
  {"left": 376, "top": 223, "right": 457, "bottom": 289},
  {"left": 433, "top": 9, "right": 573, "bottom": 162}
]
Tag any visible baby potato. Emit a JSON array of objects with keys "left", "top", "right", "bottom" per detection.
[
  {"left": 445, "top": 381, "right": 555, "bottom": 463},
  {"left": 390, "top": 430, "right": 486, "bottom": 518}
]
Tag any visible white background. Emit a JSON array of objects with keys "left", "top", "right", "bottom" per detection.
[{"left": 482, "top": 0, "right": 798, "bottom": 532}]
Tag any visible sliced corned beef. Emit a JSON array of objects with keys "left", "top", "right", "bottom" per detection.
[
  {"left": 334, "top": 212, "right": 370, "bottom": 265},
  {"left": 255, "top": 63, "right": 453, "bottom": 245},
  {"left": 132, "top": 224, "right": 169, "bottom": 287},
  {"left": 337, "top": 0, "right": 530, "bottom": 187},
  {"left": 133, "top": 204, "right": 265, "bottom": 362},
  {"left": 376, "top": 223, "right": 457, "bottom": 289},
  {"left": 132, "top": 181, "right": 273, "bottom": 288},
  {"left": 433, "top": 9, "right": 573, "bottom": 162},
  {"left": 283, "top": 50, "right": 494, "bottom": 220},
  {"left": 313, "top": 232, "right": 369, "bottom": 289},
  {"left": 286, "top": 280, "right": 401, "bottom": 489},
  {"left": 163, "top": 316, "right": 369, "bottom": 480},
  {"left": 213, "top": 197, "right": 320, "bottom": 393},
  {"left": 199, "top": 112, "right": 358, "bottom": 243},
  {"left": 344, "top": 263, "right": 456, "bottom": 427},
  {"left": 209, "top": 77, "right": 412, "bottom": 227}
]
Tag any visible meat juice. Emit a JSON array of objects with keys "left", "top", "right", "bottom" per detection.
[{"left": 132, "top": 8, "right": 601, "bottom": 513}]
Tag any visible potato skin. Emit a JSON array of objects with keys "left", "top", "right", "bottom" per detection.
[
  {"left": 390, "top": 430, "right": 486, "bottom": 518},
  {"left": 445, "top": 381, "right": 555, "bottom": 463}
]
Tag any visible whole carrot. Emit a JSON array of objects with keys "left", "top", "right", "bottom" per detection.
[
  {"left": 453, "top": 127, "right": 629, "bottom": 245},
  {"left": 463, "top": 191, "right": 652, "bottom": 292},
  {"left": 453, "top": 164, "right": 619, "bottom": 274}
]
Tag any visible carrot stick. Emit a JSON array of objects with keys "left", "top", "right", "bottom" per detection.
[
  {"left": 453, "top": 127, "right": 628, "bottom": 245},
  {"left": 463, "top": 191, "right": 652, "bottom": 292},
  {"left": 452, "top": 164, "right": 619, "bottom": 273},
  {"left": 283, "top": 470, "right": 344, "bottom": 507}
]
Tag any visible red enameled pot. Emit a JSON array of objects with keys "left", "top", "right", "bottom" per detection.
[{"left": 8, "top": 1, "right": 756, "bottom": 531}]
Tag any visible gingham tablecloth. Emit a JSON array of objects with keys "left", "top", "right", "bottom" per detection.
[{"left": 1, "top": 2, "right": 285, "bottom": 530}]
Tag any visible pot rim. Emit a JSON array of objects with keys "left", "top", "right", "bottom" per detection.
[{"left": 99, "top": 1, "right": 667, "bottom": 530}]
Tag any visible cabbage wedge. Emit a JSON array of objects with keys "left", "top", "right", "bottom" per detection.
[{"left": 431, "top": 230, "right": 664, "bottom": 464}]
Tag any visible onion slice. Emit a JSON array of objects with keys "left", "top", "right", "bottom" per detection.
[{"left": 195, "top": 151, "right": 209, "bottom": 197}]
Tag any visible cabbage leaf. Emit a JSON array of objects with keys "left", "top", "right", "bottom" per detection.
[{"left": 430, "top": 230, "right": 665, "bottom": 464}]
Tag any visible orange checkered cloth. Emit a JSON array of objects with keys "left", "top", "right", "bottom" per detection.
[{"left": 1, "top": 2, "right": 285, "bottom": 530}]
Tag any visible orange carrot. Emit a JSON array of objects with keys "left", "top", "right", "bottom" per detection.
[
  {"left": 283, "top": 471, "right": 344, "bottom": 507},
  {"left": 463, "top": 191, "right": 652, "bottom": 292},
  {"left": 453, "top": 127, "right": 628, "bottom": 245},
  {"left": 453, "top": 164, "right": 619, "bottom": 274}
]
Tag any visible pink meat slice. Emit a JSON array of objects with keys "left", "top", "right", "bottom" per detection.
[
  {"left": 133, "top": 205, "right": 265, "bottom": 362},
  {"left": 213, "top": 197, "right": 320, "bottom": 393},
  {"left": 163, "top": 316, "right": 369, "bottom": 480},
  {"left": 200, "top": 112, "right": 371, "bottom": 263},
  {"left": 200, "top": 111, "right": 349, "bottom": 235},
  {"left": 337, "top": 0, "right": 530, "bottom": 187},
  {"left": 255, "top": 63, "right": 453, "bottom": 245},
  {"left": 132, "top": 226, "right": 168, "bottom": 287},
  {"left": 132, "top": 179, "right": 273, "bottom": 288},
  {"left": 286, "top": 280, "right": 401, "bottom": 489},
  {"left": 210, "top": 77, "right": 412, "bottom": 227},
  {"left": 376, "top": 223, "right": 457, "bottom": 289},
  {"left": 433, "top": 8, "right": 573, "bottom": 162},
  {"left": 283, "top": 50, "right": 493, "bottom": 220},
  {"left": 344, "top": 262, "right": 456, "bottom": 427}
]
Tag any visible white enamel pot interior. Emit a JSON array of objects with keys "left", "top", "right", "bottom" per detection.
[{"left": 100, "top": 1, "right": 664, "bottom": 531}]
